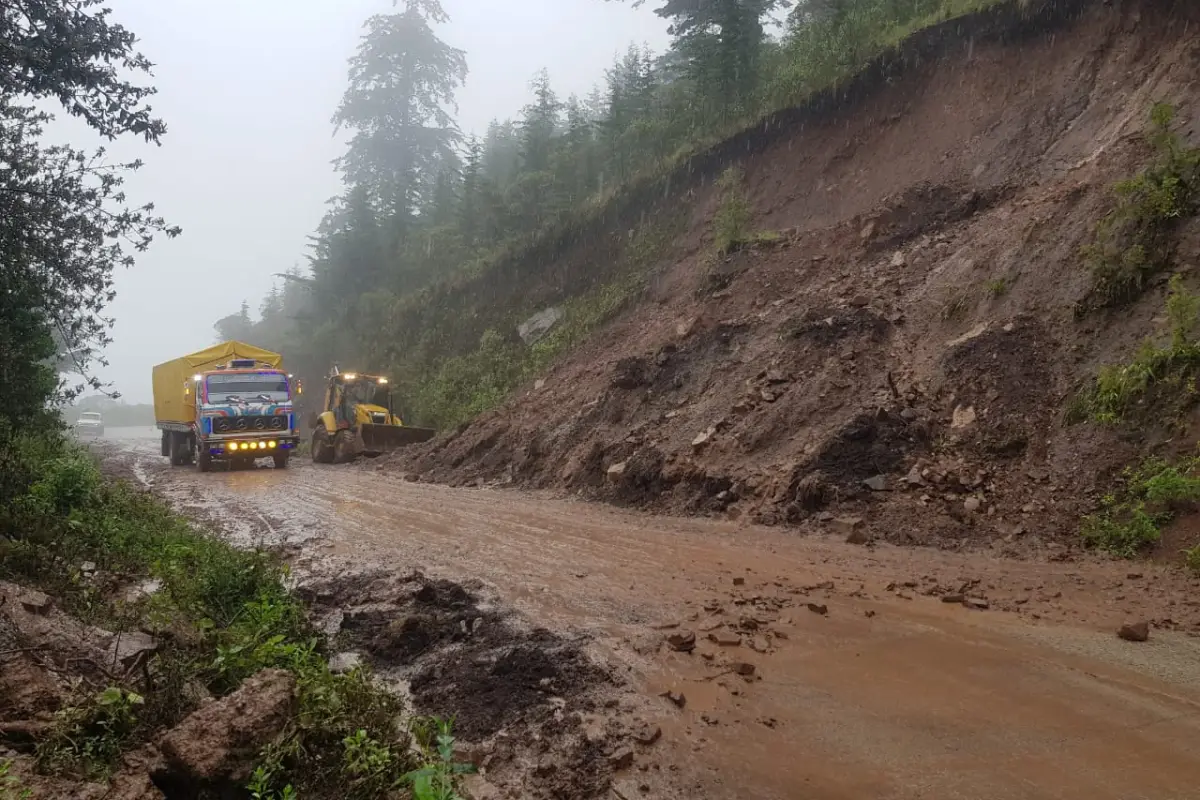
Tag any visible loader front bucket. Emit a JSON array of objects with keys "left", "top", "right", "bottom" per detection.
[{"left": 359, "top": 423, "right": 436, "bottom": 456}]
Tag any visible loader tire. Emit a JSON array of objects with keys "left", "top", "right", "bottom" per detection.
[
  {"left": 312, "top": 429, "right": 334, "bottom": 464},
  {"left": 332, "top": 430, "right": 354, "bottom": 464}
]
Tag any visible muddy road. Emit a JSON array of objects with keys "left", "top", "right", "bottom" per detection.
[{"left": 105, "top": 428, "right": 1200, "bottom": 800}]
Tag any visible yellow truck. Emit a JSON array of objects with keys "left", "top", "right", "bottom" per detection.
[{"left": 152, "top": 341, "right": 300, "bottom": 472}]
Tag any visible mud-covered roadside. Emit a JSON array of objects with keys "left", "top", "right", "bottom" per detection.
[
  {"left": 83, "top": 440, "right": 675, "bottom": 800},
  {"left": 94, "top": 429, "right": 1200, "bottom": 800}
]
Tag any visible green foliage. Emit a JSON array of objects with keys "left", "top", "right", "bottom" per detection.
[
  {"left": 248, "top": 767, "right": 298, "bottom": 800},
  {"left": 1081, "top": 455, "right": 1200, "bottom": 557},
  {"left": 1, "top": 441, "right": 415, "bottom": 793},
  {"left": 985, "top": 277, "right": 1009, "bottom": 297},
  {"left": 1185, "top": 544, "right": 1200, "bottom": 574},
  {"left": 401, "top": 717, "right": 476, "bottom": 800},
  {"left": 408, "top": 219, "right": 674, "bottom": 428},
  {"left": 713, "top": 166, "right": 752, "bottom": 255},
  {"left": 1070, "top": 275, "right": 1200, "bottom": 425},
  {"left": 37, "top": 687, "right": 145, "bottom": 778},
  {"left": 0, "top": 759, "right": 31, "bottom": 800},
  {"left": 1, "top": 1, "right": 181, "bottom": 407},
  {"left": 1082, "top": 103, "right": 1200, "bottom": 309}
]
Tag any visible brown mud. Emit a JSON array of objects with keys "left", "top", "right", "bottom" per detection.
[
  {"left": 86, "top": 429, "right": 1200, "bottom": 800},
  {"left": 390, "top": 0, "right": 1200, "bottom": 570}
]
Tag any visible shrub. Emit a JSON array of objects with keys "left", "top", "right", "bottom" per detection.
[
  {"left": 1069, "top": 275, "right": 1200, "bottom": 425},
  {"left": 1081, "top": 103, "right": 1200, "bottom": 310},
  {"left": 1081, "top": 455, "right": 1200, "bottom": 557}
]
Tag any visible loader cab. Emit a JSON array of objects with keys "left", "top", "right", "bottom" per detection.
[
  {"left": 322, "top": 372, "right": 397, "bottom": 428},
  {"left": 311, "top": 369, "right": 435, "bottom": 464}
]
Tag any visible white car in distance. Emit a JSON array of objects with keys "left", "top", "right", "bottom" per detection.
[{"left": 74, "top": 411, "right": 105, "bottom": 438}]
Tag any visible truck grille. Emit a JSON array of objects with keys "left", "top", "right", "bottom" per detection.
[{"left": 212, "top": 414, "right": 287, "bottom": 433}]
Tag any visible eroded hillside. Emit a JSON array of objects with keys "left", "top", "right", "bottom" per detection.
[{"left": 394, "top": 0, "right": 1200, "bottom": 565}]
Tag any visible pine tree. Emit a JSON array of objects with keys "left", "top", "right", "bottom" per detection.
[
  {"left": 333, "top": 0, "right": 467, "bottom": 222},
  {"left": 458, "top": 134, "right": 484, "bottom": 248},
  {"left": 519, "top": 69, "right": 562, "bottom": 175}
]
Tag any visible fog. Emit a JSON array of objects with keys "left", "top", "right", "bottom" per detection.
[{"left": 67, "top": 0, "right": 668, "bottom": 403}]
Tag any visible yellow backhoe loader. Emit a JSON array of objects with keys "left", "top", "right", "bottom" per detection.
[{"left": 310, "top": 368, "right": 435, "bottom": 464}]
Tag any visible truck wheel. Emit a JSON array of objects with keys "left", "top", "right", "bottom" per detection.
[
  {"left": 197, "top": 451, "right": 212, "bottom": 473},
  {"left": 168, "top": 433, "right": 187, "bottom": 466},
  {"left": 161, "top": 431, "right": 170, "bottom": 457},
  {"left": 312, "top": 430, "right": 334, "bottom": 464},
  {"left": 272, "top": 453, "right": 289, "bottom": 469}
]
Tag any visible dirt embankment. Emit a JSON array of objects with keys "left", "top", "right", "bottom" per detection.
[{"left": 392, "top": 0, "right": 1200, "bottom": 562}]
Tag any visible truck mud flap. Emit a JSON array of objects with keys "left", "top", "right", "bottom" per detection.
[{"left": 360, "top": 423, "right": 436, "bottom": 455}]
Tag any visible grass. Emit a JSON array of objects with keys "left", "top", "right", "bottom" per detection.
[
  {"left": 0, "top": 759, "right": 30, "bottom": 800},
  {"left": 1068, "top": 275, "right": 1200, "bottom": 425},
  {"left": 1080, "top": 103, "right": 1200, "bottom": 311},
  {"left": 713, "top": 167, "right": 753, "bottom": 256},
  {"left": 0, "top": 437, "right": 472, "bottom": 797},
  {"left": 1081, "top": 454, "right": 1200, "bottom": 558},
  {"left": 406, "top": 215, "right": 681, "bottom": 429},
  {"left": 985, "top": 277, "right": 1010, "bottom": 297},
  {"left": 939, "top": 287, "right": 974, "bottom": 321}
]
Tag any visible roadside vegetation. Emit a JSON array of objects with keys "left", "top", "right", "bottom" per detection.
[
  {"left": 2, "top": 440, "right": 472, "bottom": 796},
  {"left": 1080, "top": 103, "right": 1200, "bottom": 311},
  {"left": 218, "top": 0, "right": 1017, "bottom": 429},
  {"left": 1068, "top": 275, "right": 1200, "bottom": 426},
  {"left": 0, "top": 2, "right": 472, "bottom": 797},
  {"left": 1080, "top": 454, "right": 1200, "bottom": 562}
]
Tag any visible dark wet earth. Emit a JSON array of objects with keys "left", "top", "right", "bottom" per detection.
[{"left": 102, "top": 428, "right": 1200, "bottom": 800}]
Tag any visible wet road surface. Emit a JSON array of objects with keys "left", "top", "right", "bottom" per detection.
[{"left": 107, "top": 428, "right": 1200, "bottom": 800}]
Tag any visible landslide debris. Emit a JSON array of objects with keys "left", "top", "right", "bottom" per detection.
[{"left": 392, "top": 0, "right": 1200, "bottom": 566}]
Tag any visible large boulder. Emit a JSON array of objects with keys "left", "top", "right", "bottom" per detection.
[{"left": 155, "top": 668, "right": 295, "bottom": 784}]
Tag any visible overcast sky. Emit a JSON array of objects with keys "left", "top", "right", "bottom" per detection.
[{"left": 64, "top": 0, "right": 669, "bottom": 404}]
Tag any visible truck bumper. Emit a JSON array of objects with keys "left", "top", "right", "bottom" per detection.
[{"left": 201, "top": 434, "right": 300, "bottom": 459}]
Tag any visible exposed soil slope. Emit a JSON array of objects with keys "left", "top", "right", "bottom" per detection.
[{"left": 395, "top": 0, "right": 1200, "bottom": 561}]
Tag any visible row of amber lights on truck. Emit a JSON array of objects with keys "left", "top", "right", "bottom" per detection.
[
  {"left": 226, "top": 441, "right": 279, "bottom": 451},
  {"left": 340, "top": 373, "right": 387, "bottom": 384}
]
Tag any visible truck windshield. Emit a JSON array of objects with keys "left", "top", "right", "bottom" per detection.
[{"left": 206, "top": 373, "right": 289, "bottom": 403}]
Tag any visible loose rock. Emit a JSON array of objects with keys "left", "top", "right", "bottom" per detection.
[
  {"left": 634, "top": 724, "right": 662, "bottom": 746},
  {"left": 157, "top": 668, "right": 296, "bottom": 783},
  {"left": 609, "top": 747, "right": 635, "bottom": 770},
  {"left": 328, "top": 651, "right": 363, "bottom": 674},
  {"left": 832, "top": 517, "right": 865, "bottom": 536},
  {"left": 18, "top": 591, "right": 53, "bottom": 615},
  {"left": 1117, "top": 621, "right": 1150, "bottom": 642},
  {"left": 862, "top": 475, "right": 887, "bottom": 492},
  {"left": 708, "top": 630, "right": 742, "bottom": 647},
  {"left": 806, "top": 603, "right": 829, "bottom": 616},
  {"left": 665, "top": 630, "right": 696, "bottom": 652}
]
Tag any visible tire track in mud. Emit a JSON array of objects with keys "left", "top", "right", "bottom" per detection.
[{"left": 102, "top": 428, "right": 1200, "bottom": 800}]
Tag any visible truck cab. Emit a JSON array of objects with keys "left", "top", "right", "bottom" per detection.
[{"left": 163, "top": 359, "right": 300, "bottom": 471}]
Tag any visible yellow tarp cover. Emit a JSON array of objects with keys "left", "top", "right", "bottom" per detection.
[{"left": 152, "top": 341, "right": 283, "bottom": 425}]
